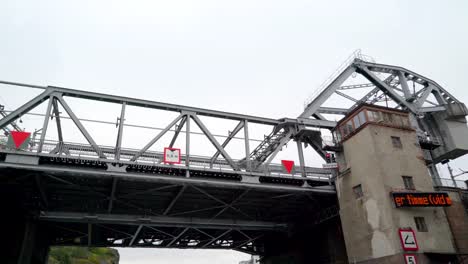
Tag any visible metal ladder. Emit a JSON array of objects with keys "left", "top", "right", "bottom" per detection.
[{"left": 248, "top": 128, "right": 290, "bottom": 164}]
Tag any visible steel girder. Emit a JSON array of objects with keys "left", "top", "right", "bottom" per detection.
[
  {"left": 39, "top": 212, "right": 286, "bottom": 230},
  {"left": 302, "top": 59, "right": 459, "bottom": 119},
  {"left": 0, "top": 161, "right": 335, "bottom": 193},
  {"left": 0, "top": 81, "right": 335, "bottom": 175},
  {"left": 0, "top": 82, "right": 335, "bottom": 128},
  {"left": 253, "top": 57, "right": 465, "bottom": 163},
  {"left": 1, "top": 169, "right": 333, "bottom": 253},
  {"left": 46, "top": 220, "right": 266, "bottom": 253}
]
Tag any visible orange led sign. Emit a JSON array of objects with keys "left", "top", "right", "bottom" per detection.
[{"left": 392, "top": 192, "right": 452, "bottom": 208}]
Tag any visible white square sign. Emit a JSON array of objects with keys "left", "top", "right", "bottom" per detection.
[
  {"left": 164, "top": 147, "right": 181, "bottom": 164},
  {"left": 399, "top": 229, "right": 418, "bottom": 251},
  {"left": 404, "top": 254, "right": 417, "bottom": 264}
]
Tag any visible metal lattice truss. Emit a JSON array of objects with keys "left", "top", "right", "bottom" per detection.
[
  {"left": 247, "top": 53, "right": 465, "bottom": 162},
  {"left": 44, "top": 213, "right": 267, "bottom": 254},
  {"left": 0, "top": 166, "right": 334, "bottom": 253},
  {"left": 303, "top": 59, "right": 461, "bottom": 118},
  {"left": 2, "top": 53, "right": 461, "bottom": 189},
  {"left": 0, "top": 82, "right": 335, "bottom": 193}
]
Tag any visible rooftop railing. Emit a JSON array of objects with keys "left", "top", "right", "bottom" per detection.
[{"left": 433, "top": 178, "right": 467, "bottom": 190}]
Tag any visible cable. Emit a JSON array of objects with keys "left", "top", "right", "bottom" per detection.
[{"left": 2, "top": 110, "right": 264, "bottom": 142}]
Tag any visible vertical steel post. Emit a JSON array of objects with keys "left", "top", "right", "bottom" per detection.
[
  {"left": 52, "top": 98, "right": 64, "bottom": 143},
  {"left": 296, "top": 141, "right": 306, "bottom": 177},
  {"left": 88, "top": 223, "right": 92, "bottom": 247},
  {"left": 115, "top": 102, "right": 126, "bottom": 161},
  {"left": 447, "top": 163, "right": 457, "bottom": 188},
  {"left": 169, "top": 116, "right": 186, "bottom": 148},
  {"left": 428, "top": 163, "right": 442, "bottom": 187},
  {"left": 185, "top": 114, "right": 190, "bottom": 177},
  {"left": 38, "top": 96, "right": 54, "bottom": 153},
  {"left": 244, "top": 120, "right": 250, "bottom": 171}
]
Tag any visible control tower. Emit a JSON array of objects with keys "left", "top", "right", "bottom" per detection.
[{"left": 333, "top": 104, "right": 458, "bottom": 263}]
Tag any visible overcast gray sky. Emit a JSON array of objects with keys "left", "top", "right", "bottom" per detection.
[{"left": 2, "top": 0, "right": 468, "bottom": 263}]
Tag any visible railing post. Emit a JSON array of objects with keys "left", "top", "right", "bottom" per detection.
[
  {"left": 185, "top": 113, "right": 190, "bottom": 178},
  {"left": 115, "top": 102, "right": 126, "bottom": 161},
  {"left": 244, "top": 120, "right": 250, "bottom": 172},
  {"left": 296, "top": 141, "right": 306, "bottom": 177},
  {"left": 38, "top": 96, "right": 54, "bottom": 153}
]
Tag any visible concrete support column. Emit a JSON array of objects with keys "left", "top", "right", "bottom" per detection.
[
  {"left": 0, "top": 217, "right": 50, "bottom": 264},
  {"left": 0, "top": 189, "right": 50, "bottom": 264},
  {"left": 17, "top": 221, "right": 50, "bottom": 264}
]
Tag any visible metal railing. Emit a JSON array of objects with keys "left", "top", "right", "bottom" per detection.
[
  {"left": 304, "top": 49, "right": 376, "bottom": 108},
  {"left": 434, "top": 178, "right": 467, "bottom": 189},
  {"left": 417, "top": 133, "right": 442, "bottom": 146},
  {"left": 0, "top": 135, "right": 333, "bottom": 181}
]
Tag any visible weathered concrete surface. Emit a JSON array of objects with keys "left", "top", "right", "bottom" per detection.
[
  {"left": 357, "top": 252, "right": 457, "bottom": 264},
  {"left": 439, "top": 188, "right": 468, "bottom": 255},
  {"left": 336, "top": 123, "right": 456, "bottom": 263}
]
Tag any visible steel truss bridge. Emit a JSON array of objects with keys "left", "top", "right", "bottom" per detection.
[{"left": 0, "top": 50, "right": 465, "bottom": 255}]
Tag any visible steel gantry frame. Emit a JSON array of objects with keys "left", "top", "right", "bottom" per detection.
[{"left": 246, "top": 51, "right": 466, "bottom": 167}]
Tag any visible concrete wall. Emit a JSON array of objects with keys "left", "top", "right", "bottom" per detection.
[
  {"left": 336, "top": 124, "right": 456, "bottom": 263},
  {"left": 439, "top": 188, "right": 468, "bottom": 254}
]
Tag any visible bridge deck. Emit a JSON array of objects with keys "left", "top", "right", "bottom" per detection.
[
  {"left": 0, "top": 140, "right": 336, "bottom": 254},
  {"left": 0, "top": 136, "right": 335, "bottom": 192},
  {"left": 0, "top": 163, "right": 336, "bottom": 254}
]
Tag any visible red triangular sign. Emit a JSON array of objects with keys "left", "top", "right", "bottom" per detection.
[
  {"left": 281, "top": 160, "right": 294, "bottom": 173},
  {"left": 11, "top": 131, "right": 31, "bottom": 148}
]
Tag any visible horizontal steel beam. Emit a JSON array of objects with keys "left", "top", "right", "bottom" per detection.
[
  {"left": 0, "top": 161, "right": 336, "bottom": 194},
  {"left": 338, "top": 83, "right": 375, "bottom": 90},
  {"left": 39, "top": 211, "right": 287, "bottom": 230},
  {"left": 30, "top": 84, "right": 339, "bottom": 128},
  {"left": 419, "top": 106, "right": 446, "bottom": 112},
  {"left": 0, "top": 80, "right": 335, "bottom": 128},
  {"left": 317, "top": 107, "right": 348, "bottom": 115},
  {"left": 0, "top": 143, "right": 333, "bottom": 176}
]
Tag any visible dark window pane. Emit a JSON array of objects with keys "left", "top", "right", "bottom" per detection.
[
  {"left": 353, "top": 184, "right": 363, "bottom": 199},
  {"left": 353, "top": 115, "right": 361, "bottom": 128},
  {"left": 359, "top": 111, "right": 366, "bottom": 125},
  {"left": 391, "top": 136, "right": 402, "bottom": 148},
  {"left": 414, "top": 217, "right": 428, "bottom": 232},
  {"left": 402, "top": 176, "right": 415, "bottom": 190}
]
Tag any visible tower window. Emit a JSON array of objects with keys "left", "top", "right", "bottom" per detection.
[
  {"left": 353, "top": 184, "right": 363, "bottom": 199},
  {"left": 402, "top": 176, "right": 415, "bottom": 190},
  {"left": 414, "top": 217, "right": 428, "bottom": 232},
  {"left": 391, "top": 136, "right": 402, "bottom": 148}
]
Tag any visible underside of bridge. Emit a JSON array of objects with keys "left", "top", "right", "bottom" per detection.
[{"left": 0, "top": 166, "right": 342, "bottom": 264}]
